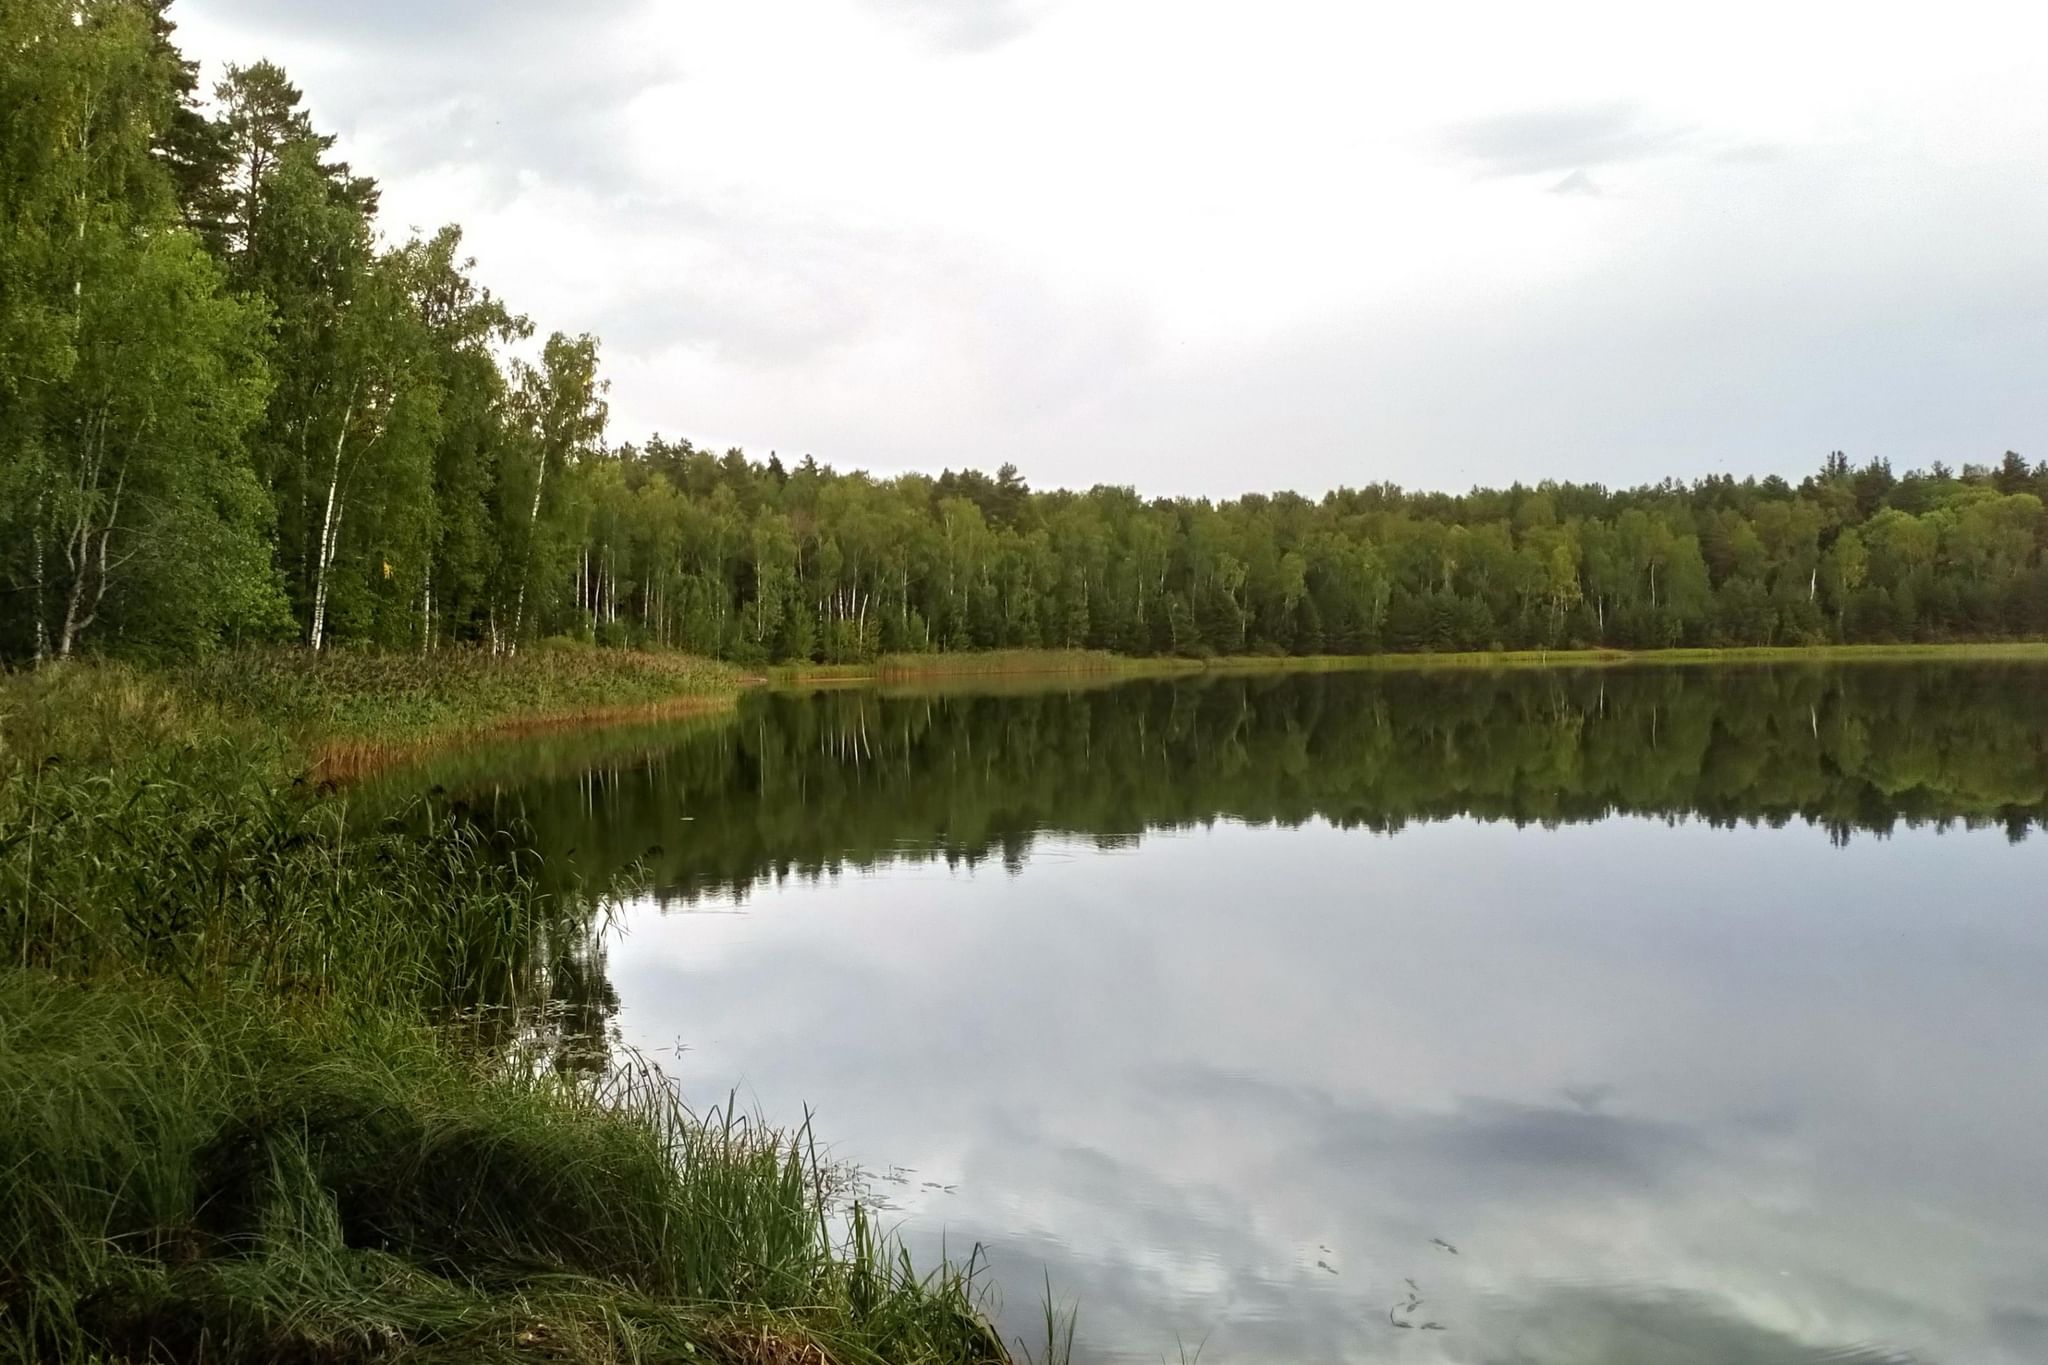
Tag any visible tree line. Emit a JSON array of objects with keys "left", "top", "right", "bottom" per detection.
[{"left": 6, "top": 2, "right": 2047, "bottom": 665}]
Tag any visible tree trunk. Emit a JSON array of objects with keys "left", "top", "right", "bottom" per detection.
[
  {"left": 309, "top": 393, "right": 356, "bottom": 652},
  {"left": 508, "top": 448, "right": 552, "bottom": 652},
  {"left": 57, "top": 478, "right": 124, "bottom": 659},
  {"left": 56, "top": 541, "right": 91, "bottom": 659},
  {"left": 56, "top": 414, "right": 127, "bottom": 659},
  {"left": 31, "top": 495, "right": 47, "bottom": 664}
]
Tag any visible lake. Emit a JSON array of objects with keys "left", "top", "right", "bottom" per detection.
[{"left": 403, "top": 663, "right": 2048, "bottom": 1364}]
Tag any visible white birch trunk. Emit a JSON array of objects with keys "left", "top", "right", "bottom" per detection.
[
  {"left": 31, "top": 497, "right": 47, "bottom": 664},
  {"left": 309, "top": 393, "right": 356, "bottom": 652},
  {"left": 508, "top": 449, "right": 551, "bottom": 652}
]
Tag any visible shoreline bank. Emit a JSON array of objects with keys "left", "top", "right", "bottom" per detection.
[{"left": 762, "top": 640, "right": 2048, "bottom": 688}]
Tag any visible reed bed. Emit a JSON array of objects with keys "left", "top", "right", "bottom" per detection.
[
  {"left": 769, "top": 649, "right": 1168, "bottom": 686},
  {"left": 874, "top": 649, "right": 1129, "bottom": 679},
  {"left": 179, "top": 645, "right": 740, "bottom": 751},
  {"left": 1187, "top": 641, "right": 2048, "bottom": 673},
  {"left": 755, "top": 641, "right": 2048, "bottom": 692}
]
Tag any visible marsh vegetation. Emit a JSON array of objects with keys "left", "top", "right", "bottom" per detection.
[{"left": 0, "top": 656, "right": 1046, "bottom": 1365}]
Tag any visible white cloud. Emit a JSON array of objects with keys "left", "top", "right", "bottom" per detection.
[{"left": 173, "top": 0, "right": 2048, "bottom": 495}]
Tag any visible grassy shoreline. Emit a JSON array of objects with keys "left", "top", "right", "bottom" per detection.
[
  {"left": 762, "top": 640, "right": 2048, "bottom": 688},
  {"left": 766, "top": 648, "right": 1137, "bottom": 686},
  {"left": 1186, "top": 640, "right": 2048, "bottom": 672},
  {"left": 186, "top": 646, "right": 743, "bottom": 781},
  {"left": 310, "top": 690, "right": 738, "bottom": 783},
  {"left": 0, "top": 651, "right": 1039, "bottom": 1365}
]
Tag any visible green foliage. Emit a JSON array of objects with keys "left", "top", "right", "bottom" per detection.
[{"left": 0, "top": 0, "right": 278, "bottom": 662}]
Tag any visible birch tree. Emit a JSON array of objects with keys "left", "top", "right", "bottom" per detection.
[
  {"left": 397, "top": 227, "right": 529, "bottom": 650},
  {"left": 498, "top": 332, "right": 606, "bottom": 651},
  {"left": 303, "top": 242, "right": 440, "bottom": 651}
]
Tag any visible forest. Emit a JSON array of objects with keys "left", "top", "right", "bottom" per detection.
[{"left": 7, "top": 1, "right": 2048, "bottom": 669}]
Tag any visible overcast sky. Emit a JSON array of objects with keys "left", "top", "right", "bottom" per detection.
[{"left": 172, "top": 0, "right": 2048, "bottom": 499}]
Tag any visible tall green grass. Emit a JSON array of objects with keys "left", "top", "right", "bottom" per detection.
[
  {"left": 2, "top": 700, "right": 549, "bottom": 1013},
  {"left": 0, "top": 660, "right": 1042, "bottom": 1365},
  {"left": 349, "top": 710, "right": 738, "bottom": 817},
  {"left": 179, "top": 645, "right": 740, "bottom": 748},
  {"left": 0, "top": 973, "right": 1011, "bottom": 1364}
]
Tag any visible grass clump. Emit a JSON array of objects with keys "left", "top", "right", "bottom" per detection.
[{"left": 0, "top": 973, "right": 1010, "bottom": 1364}]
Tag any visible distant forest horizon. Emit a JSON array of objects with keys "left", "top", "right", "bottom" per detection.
[{"left": 5, "top": 2, "right": 2045, "bottom": 666}]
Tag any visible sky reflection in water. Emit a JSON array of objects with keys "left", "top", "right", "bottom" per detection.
[
  {"left": 431, "top": 669, "right": 2048, "bottom": 1363},
  {"left": 607, "top": 816, "right": 2044, "bottom": 1363}
]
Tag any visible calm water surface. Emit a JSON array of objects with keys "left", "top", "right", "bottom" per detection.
[{"left": 415, "top": 665, "right": 2048, "bottom": 1364}]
